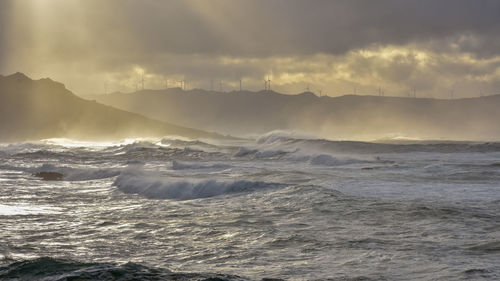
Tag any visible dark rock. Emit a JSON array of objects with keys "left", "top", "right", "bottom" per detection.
[{"left": 33, "top": 171, "right": 64, "bottom": 181}]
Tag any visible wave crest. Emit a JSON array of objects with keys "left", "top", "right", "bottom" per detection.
[{"left": 114, "top": 172, "right": 282, "bottom": 200}]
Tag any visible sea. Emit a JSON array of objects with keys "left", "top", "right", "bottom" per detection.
[{"left": 0, "top": 131, "right": 499, "bottom": 280}]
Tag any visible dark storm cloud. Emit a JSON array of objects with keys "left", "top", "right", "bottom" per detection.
[
  {"left": 79, "top": 0, "right": 500, "bottom": 58},
  {"left": 4, "top": 0, "right": 498, "bottom": 59}
]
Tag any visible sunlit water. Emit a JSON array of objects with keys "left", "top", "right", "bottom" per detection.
[{"left": 1, "top": 133, "right": 499, "bottom": 280}]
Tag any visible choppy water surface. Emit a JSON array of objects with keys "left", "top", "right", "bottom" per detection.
[{"left": 1, "top": 132, "right": 499, "bottom": 280}]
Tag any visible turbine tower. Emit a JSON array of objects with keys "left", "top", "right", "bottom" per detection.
[
  {"left": 267, "top": 76, "right": 271, "bottom": 92},
  {"left": 141, "top": 71, "right": 144, "bottom": 90},
  {"left": 239, "top": 79, "right": 242, "bottom": 91}
]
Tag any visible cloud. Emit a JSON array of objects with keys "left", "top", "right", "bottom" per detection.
[{"left": 1, "top": 0, "right": 499, "bottom": 97}]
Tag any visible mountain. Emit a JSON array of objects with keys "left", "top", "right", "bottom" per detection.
[
  {"left": 87, "top": 88, "right": 500, "bottom": 141},
  {"left": 0, "top": 73, "right": 225, "bottom": 142}
]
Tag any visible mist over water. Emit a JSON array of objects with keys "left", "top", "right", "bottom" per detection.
[{"left": 1, "top": 132, "right": 499, "bottom": 280}]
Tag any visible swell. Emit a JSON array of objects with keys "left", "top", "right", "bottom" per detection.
[{"left": 0, "top": 257, "right": 251, "bottom": 281}]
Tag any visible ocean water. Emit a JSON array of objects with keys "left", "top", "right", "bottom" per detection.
[{"left": 0, "top": 132, "right": 499, "bottom": 280}]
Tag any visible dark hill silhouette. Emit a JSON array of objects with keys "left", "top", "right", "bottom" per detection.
[
  {"left": 88, "top": 87, "right": 500, "bottom": 141},
  {"left": 0, "top": 73, "right": 225, "bottom": 142}
]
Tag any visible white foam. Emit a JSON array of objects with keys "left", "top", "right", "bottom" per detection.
[
  {"left": 0, "top": 203, "right": 62, "bottom": 215},
  {"left": 41, "top": 138, "right": 138, "bottom": 149}
]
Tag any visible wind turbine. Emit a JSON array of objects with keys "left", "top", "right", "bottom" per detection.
[
  {"left": 141, "top": 71, "right": 145, "bottom": 90},
  {"left": 267, "top": 76, "right": 271, "bottom": 92}
]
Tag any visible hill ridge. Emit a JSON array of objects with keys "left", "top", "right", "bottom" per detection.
[
  {"left": 90, "top": 85, "right": 500, "bottom": 141},
  {"left": 0, "top": 73, "right": 228, "bottom": 142}
]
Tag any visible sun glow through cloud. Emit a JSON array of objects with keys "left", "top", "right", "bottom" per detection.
[{"left": 1, "top": 0, "right": 500, "bottom": 98}]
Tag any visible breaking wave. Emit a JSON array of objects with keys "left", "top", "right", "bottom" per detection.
[
  {"left": 256, "top": 130, "right": 316, "bottom": 144},
  {"left": 113, "top": 172, "right": 283, "bottom": 200},
  {"left": 233, "top": 147, "right": 291, "bottom": 159}
]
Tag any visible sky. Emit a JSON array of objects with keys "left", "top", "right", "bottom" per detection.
[{"left": 1, "top": 0, "right": 500, "bottom": 98}]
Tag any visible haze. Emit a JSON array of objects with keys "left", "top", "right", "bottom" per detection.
[{"left": 1, "top": 0, "right": 500, "bottom": 98}]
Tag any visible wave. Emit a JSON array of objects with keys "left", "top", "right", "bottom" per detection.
[
  {"left": 233, "top": 147, "right": 259, "bottom": 157},
  {"left": 105, "top": 140, "right": 220, "bottom": 161},
  {"left": 309, "top": 154, "right": 372, "bottom": 166},
  {"left": 0, "top": 257, "right": 249, "bottom": 281},
  {"left": 233, "top": 147, "right": 290, "bottom": 160},
  {"left": 467, "top": 241, "right": 500, "bottom": 253},
  {"left": 233, "top": 145, "right": 377, "bottom": 165},
  {"left": 0, "top": 163, "right": 121, "bottom": 181},
  {"left": 256, "top": 130, "right": 316, "bottom": 144},
  {"left": 0, "top": 163, "right": 122, "bottom": 181},
  {"left": 113, "top": 172, "right": 283, "bottom": 200},
  {"left": 0, "top": 142, "right": 53, "bottom": 150},
  {"left": 171, "top": 160, "right": 231, "bottom": 170},
  {"left": 254, "top": 131, "right": 500, "bottom": 154},
  {"left": 161, "top": 138, "right": 215, "bottom": 148},
  {"left": 112, "top": 141, "right": 163, "bottom": 153}
]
